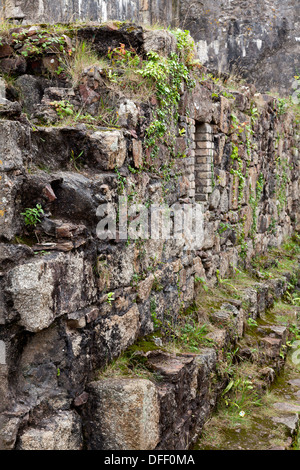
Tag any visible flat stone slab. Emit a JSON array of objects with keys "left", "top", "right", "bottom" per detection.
[
  {"left": 273, "top": 402, "right": 300, "bottom": 413},
  {"left": 147, "top": 353, "right": 194, "bottom": 378},
  {"left": 288, "top": 379, "right": 300, "bottom": 388},
  {"left": 272, "top": 414, "right": 299, "bottom": 435}
]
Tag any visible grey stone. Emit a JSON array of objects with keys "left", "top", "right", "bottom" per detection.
[
  {"left": 273, "top": 402, "right": 300, "bottom": 413},
  {"left": 15, "top": 75, "right": 45, "bottom": 115},
  {"left": 117, "top": 99, "right": 139, "bottom": 129},
  {"left": 0, "top": 415, "right": 20, "bottom": 450},
  {"left": 272, "top": 414, "right": 299, "bottom": 435},
  {"left": 196, "top": 348, "right": 217, "bottom": 372},
  {"left": 219, "top": 189, "right": 229, "bottom": 213},
  {"left": 0, "top": 341, "right": 6, "bottom": 365},
  {"left": 97, "top": 305, "right": 141, "bottom": 359},
  {"left": 209, "top": 188, "right": 220, "bottom": 210},
  {"left": 288, "top": 379, "right": 300, "bottom": 388},
  {"left": 18, "top": 411, "right": 83, "bottom": 450},
  {"left": 0, "top": 120, "right": 31, "bottom": 172},
  {"left": 5, "top": 252, "right": 96, "bottom": 332},
  {"left": 143, "top": 29, "right": 177, "bottom": 57},
  {"left": 89, "top": 130, "right": 127, "bottom": 170},
  {"left": 0, "top": 174, "right": 23, "bottom": 241},
  {"left": 181, "top": 0, "right": 300, "bottom": 95},
  {"left": 85, "top": 378, "right": 160, "bottom": 450}
]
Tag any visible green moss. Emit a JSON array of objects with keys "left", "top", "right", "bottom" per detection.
[
  {"left": 97, "top": 334, "right": 163, "bottom": 381},
  {"left": 13, "top": 235, "right": 35, "bottom": 247}
]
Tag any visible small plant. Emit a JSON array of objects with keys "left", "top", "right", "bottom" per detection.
[
  {"left": 107, "top": 43, "right": 140, "bottom": 68},
  {"left": 195, "top": 276, "right": 209, "bottom": 292},
  {"left": 106, "top": 292, "right": 115, "bottom": 306},
  {"left": 250, "top": 105, "right": 259, "bottom": 123},
  {"left": 150, "top": 298, "right": 162, "bottom": 329},
  {"left": 289, "top": 323, "right": 300, "bottom": 340},
  {"left": 277, "top": 98, "right": 288, "bottom": 115},
  {"left": 216, "top": 269, "right": 237, "bottom": 291},
  {"left": 176, "top": 321, "right": 209, "bottom": 352},
  {"left": 51, "top": 100, "right": 74, "bottom": 119},
  {"left": 70, "top": 149, "right": 84, "bottom": 171},
  {"left": 115, "top": 168, "right": 127, "bottom": 195},
  {"left": 221, "top": 376, "right": 261, "bottom": 411},
  {"left": 285, "top": 291, "right": 300, "bottom": 306},
  {"left": 247, "top": 317, "right": 258, "bottom": 328},
  {"left": 21, "top": 204, "right": 44, "bottom": 227},
  {"left": 63, "top": 40, "right": 107, "bottom": 86},
  {"left": 221, "top": 90, "right": 235, "bottom": 100}
]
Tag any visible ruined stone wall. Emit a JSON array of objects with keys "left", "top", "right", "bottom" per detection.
[
  {"left": 1, "top": 0, "right": 299, "bottom": 94},
  {"left": 0, "top": 24, "right": 299, "bottom": 450}
]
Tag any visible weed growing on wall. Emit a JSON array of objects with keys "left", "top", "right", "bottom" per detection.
[
  {"left": 139, "top": 50, "right": 195, "bottom": 159},
  {"left": 21, "top": 204, "right": 44, "bottom": 227}
]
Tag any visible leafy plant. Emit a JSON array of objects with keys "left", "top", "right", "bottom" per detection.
[
  {"left": 21, "top": 204, "right": 44, "bottom": 227},
  {"left": 176, "top": 321, "right": 209, "bottom": 352},
  {"left": 107, "top": 43, "right": 140, "bottom": 68},
  {"left": 171, "top": 28, "right": 196, "bottom": 66},
  {"left": 277, "top": 98, "right": 288, "bottom": 115},
  {"left": 106, "top": 292, "right": 115, "bottom": 306},
  {"left": 51, "top": 100, "right": 74, "bottom": 119},
  {"left": 247, "top": 317, "right": 258, "bottom": 328},
  {"left": 221, "top": 376, "right": 261, "bottom": 411}
]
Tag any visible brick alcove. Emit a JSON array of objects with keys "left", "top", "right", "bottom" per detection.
[{"left": 194, "top": 123, "right": 214, "bottom": 203}]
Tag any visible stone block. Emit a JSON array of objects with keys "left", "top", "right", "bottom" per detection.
[
  {"left": 89, "top": 129, "right": 127, "bottom": 170},
  {"left": 85, "top": 378, "right": 160, "bottom": 450},
  {"left": 18, "top": 411, "right": 83, "bottom": 450},
  {"left": 132, "top": 139, "right": 143, "bottom": 168},
  {"left": 0, "top": 174, "right": 23, "bottom": 241},
  {"left": 0, "top": 341, "right": 5, "bottom": 365},
  {"left": 98, "top": 305, "right": 141, "bottom": 359},
  {"left": 195, "top": 132, "right": 213, "bottom": 141},
  {"left": 196, "top": 140, "right": 214, "bottom": 149},
  {"left": 0, "top": 120, "right": 30, "bottom": 172},
  {"left": 5, "top": 253, "right": 96, "bottom": 332}
]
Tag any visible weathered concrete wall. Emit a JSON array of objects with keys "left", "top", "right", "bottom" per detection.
[
  {"left": 0, "top": 24, "right": 299, "bottom": 450},
  {"left": 0, "top": 0, "right": 179, "bottom": 26},
  {"left": 180, "top": 0, "right": 300, "bottom": 95}
]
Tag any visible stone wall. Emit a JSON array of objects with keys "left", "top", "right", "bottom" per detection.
[
  {"left": 1, "top": 0, "right": 299, "bottom": 94},
  {"left": 0, "top": 0, "right": 180, "bottom": 27},
  {"left": 0, "top": 24, "right": 299, "bottom": 450},
  {"left": 180, "top": 0, "right": 300, "bottom": 95}
]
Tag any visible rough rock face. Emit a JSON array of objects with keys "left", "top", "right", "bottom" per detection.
[
  {"left": 180, "top": 0, "right": 300, "bottom": 95},
  {"left": 0, "top": 24, "right": 299, "bottom": 450},
  {"left": 1, "top": 0, "right": 179, "bottom": 27},
  {"left": 84, "top": 378, "right": 160, "bottom": 450},
  {"left": 17, "top": 411, "right": 83, "bottom": 450}
]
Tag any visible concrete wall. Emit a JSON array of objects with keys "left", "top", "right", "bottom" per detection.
[
  {"left": 180, "top": 0, "right": 300, "bottom": 95},
  {"left": 1, "top": 0, "right": 179, "bottom": 26}
]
